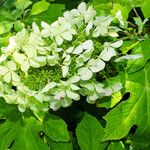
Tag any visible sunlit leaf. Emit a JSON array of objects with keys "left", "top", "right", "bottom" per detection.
[
  {"left": 31, "top": 0, "right": 50, "bottom": 16},
  {"left": 76, "top": 113, "right": 105, "bottom": 150}
]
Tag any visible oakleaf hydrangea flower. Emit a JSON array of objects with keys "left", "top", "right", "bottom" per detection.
[
  {"left": 0, "top": 60, "right": 20, "bottom": 83},
  {"left": 0, "top": 2, "right": 142, "bottom": 112},
  {"left": 41, "top": 18, "right": 77, "bottom": 45}
]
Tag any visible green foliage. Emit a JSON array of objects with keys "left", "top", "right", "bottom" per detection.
[
  {"left": 48, "top": 139, "right": 73, "bottom": 150},
  {"left": 0, "top": 21, "right": 13, "bottom": 35},
  {"left": 76, "top": 113, "right": 105, "bottom": 150},
  {"left": 0, "top": 0, "right": 150, "bottom": 149},
  {"left": 111, "top": 4, "right": 129, "bottom": 21},
  {"left": 30, "top": 0, "right": 50, "bottom": 16},
  {"left": 0, "top": 103, "right": 71, "bottom": 149},
  {"left": 28, "top": 4, "right": 65, "bottom": 25},
  {"left": 141, "top": 0, "right": 150, "bottom": 18},
  {"left": 107, "top": 142, "right": 124, "bottom": 150},
  {"left": 15, "top": 0, "right": 32, "bottom": 10},
  {"left": 0, "top": 102, "right": 49, "bottom": 149},
  {"left": 11, "top": 117, "right": 49, "bottom": 150},
  {"left": 103, "top": 61, "right": 150, "bottom": 141},
  {"left": 43, "top": 114, "right": 70, "bottom": 142},
  {"left": 127, "top": 40, "right": 150, "bottom": 73}
]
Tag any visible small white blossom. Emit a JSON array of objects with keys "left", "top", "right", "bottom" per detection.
[
  {"left": 0, "top": 60, "right": 20, "bottom": 83},
  {"left": 64, "top": 2, "right": 96, "bottom": 28},
  {"left": 41, "top": 19, "right": 77, "bottom": 45},
  {"left": 73, "top": 40, "right": 93, "bottom": 54},
  {"left": 13, "top": 49, "right": 40, "bottom": 72},
  {"left": 93, "top": 16, "right": 113, "bottom": 37},
  {"left": 0, "top": 2, "right": 126, "bottom": 112}
]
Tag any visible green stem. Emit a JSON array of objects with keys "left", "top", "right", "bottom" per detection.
[
  {"left": 34, "top": 112, "right": 44, "bottom": 123},
  {"left": 133, "top": 7, "right": 139, "bottom": 17},
  {"left": 118, "top": 36, "right": 131, "bottom": 41},
  {"left": 127, "top": 21, "right": 137, "bottom": 29}
]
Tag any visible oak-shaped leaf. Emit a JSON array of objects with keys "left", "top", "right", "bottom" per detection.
[{"left": 103, "top": 61, "right": 150, "bottom": 142}]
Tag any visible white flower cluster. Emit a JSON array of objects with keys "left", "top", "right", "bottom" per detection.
[{"left": 0, "top": 2, "right": 129, "bottom": 112}]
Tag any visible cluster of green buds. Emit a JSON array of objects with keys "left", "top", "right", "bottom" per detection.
[{"left": 0, "top": 2, "right": 141, "bottom": 112}]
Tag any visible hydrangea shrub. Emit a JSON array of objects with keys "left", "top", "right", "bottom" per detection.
[{"left": 0, "top": 2, "right": 140, "bottom": 113}]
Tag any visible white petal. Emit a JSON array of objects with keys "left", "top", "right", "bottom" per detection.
[
  {"left": 104, "top": 88, "right": 112, "bottom": 96},
  {"left": 6, "top": 36, "right": 17, "bottom": 53},
  {"left": 32, "top": 22, "right": 39, "bottom": 32},
  {"left": 51, "top": 20, "right": 59, "bottom": 27},
  {"left": 66, "top": 47, "right": 74, "bottom": 53},
  {"left": 23, "top": 46, "right": 37, "bottom": 58},
  {"left": 21, "top": 60, "right": 30, "bottom": 72},
  {"left": 63, "top": 54, "right": 71, "bottom": 65},
  {"left": 41, "top": 21, "right": 51, "bottom": 29},
  {"left": 78, "top": 67, "right": 93, "bottom": 80},
  {"left": 41, "top": 82, "right": 57, "bottom": 93},
  {"left": 114, "top": 54, "right": 142, "bottom": 62},
  {"left": 34, "top": 93, "right": 44, "bottom": 103},
  {"left": 89, "top": 59, "right": 105, "bottom": 72},
  {"left": 58, "top": 17, "right": 67, "bottom": 23},
  {"left": 76, "top": 56, "right": 84, "bottom": 67},
  {"left": 50, "top": 101, "right": 61, "bottom": 111},
  {"left": 130, "top": 54, "right": 142, "bottom": 59},
  {"left": 70, "top": 9, "right": 80, "bottom": 16},
  {"left": 0, "top": 66, "right": 8, "bottom": 75},
  {"left": 54, "top": 91, "right": 66, "bottom": 100},
  {"left": 77, "top": 2, "right": 86, "bottom": 14},
  {"left": 61, "top": 31, "right": 73, "bottom": 41},
  {"left": 47, "top": 55, "right": 58, "bottom": 66},
  {"left": 82, "top": 40, "right": 93, "bottom": 50},
  {"left": 56, "top": 48, "right": 63, "bottom": 52},
  {"left": 87, "top": 93, "right": 99, "bottom": 104},
  {"left": 11, "top": 72, "right": 20, "bottom": 82},
  {"left": 95, "top": 83, "right": 104, "bottom": 93},
  {"left": 3, "top": 72, "right": 11, "bottom": 83},
  {"left": 13, "top": 52, "right": 26, "bottom": 64},
  {"left": 0, "top": 54, "right": 7, "bottom": 63},
  {"left": 86, "top": 21, "right": 93, "bottom": 35},
  {"left": 55, "top": 35, "right": 63, "bottom": 45},
  {"left": 87, "top": 58, "right": 96, "bottom": 66},
  {"left": 110, "top": 40, "right": 123, "bottom": 48},
  {"left": 111, "top": 82, "right": 122, "bottom": 92},
  {"left": 109, "top": 31, "right": 119, "bottom": 37},
  {"left": 63, "top": 11, "right": 72, "bottom": 20},
  {"left": 83, "top": 83, "right": 95, "bottom": 91},
  {"left": 92, "top": 27, "right": 101, "bottom": 37},
  {"left": 29, "top": 59, "right": 40, "bottom": 68},
  {"left": 70, "top": 29, "right": 77, "bottom": 35},
  {"left": 73, "top": 45, "right": 83, "bottom": 54},
  {"left": 62, "top": 22, "right": 71, "bottom": 30},
  {"left": 3, "top": 94, "right": 16, "bottom": 103},
  {"left": 70, "top": 84, "right": 80, "bottom": 90},
  {"left": 82, "top": 51, "right": 93, "bottom": 61},
  {"left": 35, "top": 56, "right": 47, "bottom": 66},
  {"left": 93, "top": 26, "right": 108, "bottom": 37},
  {"left": 100, "top": 47, "right": 117, "bottom": 61},
  {"left": 69, "top": 75, "right": 80, "bottom": 83},
  {"left": 61, "top": 98, "right": 72, "bottom": 107},
  {"left": 17, "top": 97, "right": 28, "bottom": 105},
  {"left": 7, "top": 60, "right": 16, "bottom": 71},
  {"left": 66, "top": 90, "right": 80, "bottom": 100},
  {"left": 41, "top": 29, "right": 51, "bottom": 38},
  {"left": 62, "top": 65, "right": 69, "bottom": 78}
]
